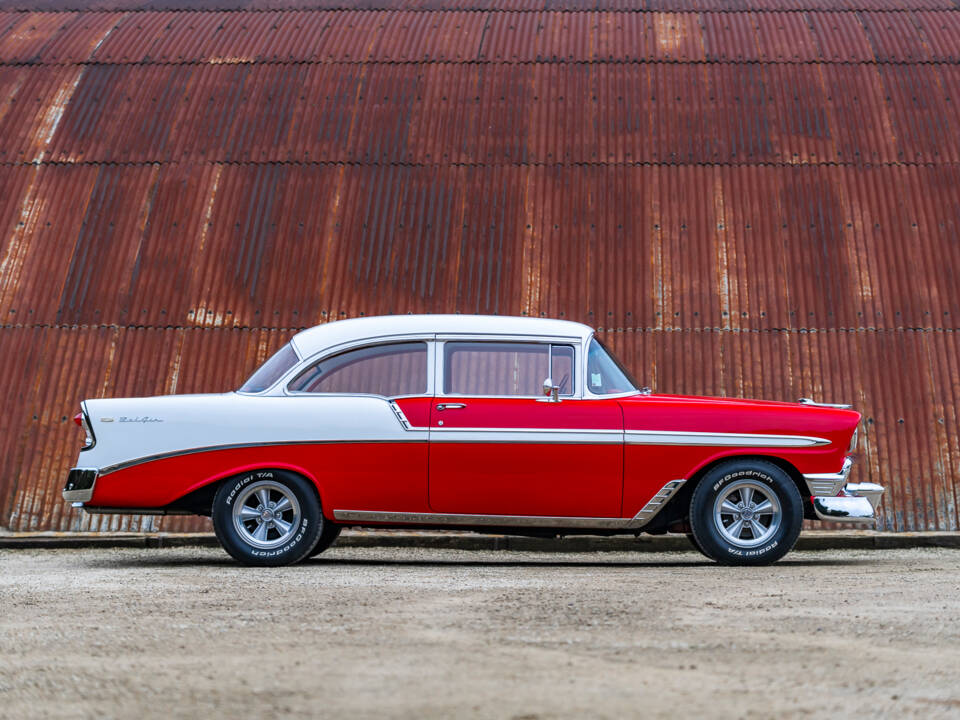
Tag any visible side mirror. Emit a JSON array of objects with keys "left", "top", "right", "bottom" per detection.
[{"left": 542, "top": 378, "right": 560, "bottom": 403}]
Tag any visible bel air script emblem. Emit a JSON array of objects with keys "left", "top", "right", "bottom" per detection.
[{"left": 117, "top": 416, "right": 163, "bottom": 424}]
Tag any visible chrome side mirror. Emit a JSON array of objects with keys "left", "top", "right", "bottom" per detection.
[{"left": 542, "top": 378, "right": 560, "bottom": 403}]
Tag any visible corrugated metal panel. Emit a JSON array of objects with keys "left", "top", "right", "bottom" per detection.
[
  {"left": 3, "top": 61, "right": 960, "bottom": 164},
  {"left": 2, "top": 0, "right": 960, "bottom": 532},
  {"left": 2, "top": 162, "right": 959, "bottom": 330},
  {"left": 6, "top": 11, "right": 960, "bottom": 64},
  {"left": 4, "top": 0, "right": 960, "bottom": 10}
]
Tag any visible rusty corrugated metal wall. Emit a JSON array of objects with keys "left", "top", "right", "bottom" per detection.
[{"left": 1, "top": 0, "right": 958, "bottom": 533}]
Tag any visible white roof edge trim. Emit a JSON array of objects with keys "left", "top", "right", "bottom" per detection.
[{"left": 291, "top": 315, "right": 595, "bottom": 358}]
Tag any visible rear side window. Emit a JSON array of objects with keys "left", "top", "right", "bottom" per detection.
[
  {"left": 444, "top": 342, "right": 575, "bottom": 396},
  {"left": 239, "top": 343, "right": 299, "bottom": 393},
  {"left": 288, "top": 342, "right": 428, "bottom": 397}
]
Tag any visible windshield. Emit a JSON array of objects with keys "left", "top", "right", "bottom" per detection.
[
  {"left": 586, "top": 337, "right": 638, "bottom": 395},
  {"left": 238, "top": 343, "right": 299, "bottom": 393}
]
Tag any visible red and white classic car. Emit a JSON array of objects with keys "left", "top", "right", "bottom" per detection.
[{"left": 64, "top": 315, "right": 882, "bottom": 566}]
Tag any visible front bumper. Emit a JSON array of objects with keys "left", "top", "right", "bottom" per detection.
[
  {"left": 805, "top": 458, "right": 884, "bottom": 523},
  {"left": 812, "top": 483, "right": 884, "bottom": 522},
  {"left": 63, "top": 468, "right": 98, "bottom": 504}
]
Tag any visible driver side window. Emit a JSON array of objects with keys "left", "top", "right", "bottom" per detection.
[{"left": 443, "top": 342, "right": 575, "bottom": 396}]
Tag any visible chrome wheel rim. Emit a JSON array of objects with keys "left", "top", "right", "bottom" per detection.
[
  {"left": 232, "top": 481, "right": 301, "bottom": 550},
  {"left": 713, "top": 480, "right": 781, "bottom": 548}
]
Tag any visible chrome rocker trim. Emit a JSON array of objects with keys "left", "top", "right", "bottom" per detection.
[{"left": 334, "top": 479, "right": 686, "bottom": 531}]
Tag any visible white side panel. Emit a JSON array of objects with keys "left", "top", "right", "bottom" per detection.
[{"left": 79, "top": 393, "right": 421, "bottom": 473}]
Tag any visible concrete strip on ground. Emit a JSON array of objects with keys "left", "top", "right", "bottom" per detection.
[{"left": 1, "top": 529, "right": 959, "bottom": 551}]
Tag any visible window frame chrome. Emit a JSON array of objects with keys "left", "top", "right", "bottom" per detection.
[
  {"left": 434, "top": 334, "right": 584, "bottom": 400},
  {"left": 581, "top": 333, "right": 641, "bottom": 400},
  {"left": 272, "top": 334, "right": 437, "bottom": 399}
]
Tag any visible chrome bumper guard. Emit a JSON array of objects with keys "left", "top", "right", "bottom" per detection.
[
  {"left": 63, "top": 467, "right": 98, "bottom": 504},
  {"left": 812, "top": 482, "right": 884, "bottom": 523},
  {"left": 805, "top": 457, "right": 883, "bottom": 523}
]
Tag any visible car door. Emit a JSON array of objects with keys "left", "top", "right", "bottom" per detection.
[
  {"left": 428, "top": 339, "right": 623, "bottom": 518},
  {"left": 286, "top": 340, "right": 433, "bottom": 513}
]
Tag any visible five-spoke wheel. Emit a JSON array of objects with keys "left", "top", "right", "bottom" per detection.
[
  {"left": 231, "top": 480, "right": 302, "bottom": 550},
  {"left": 212, "top": 470, "right": 324, "bottom": 566},
  {"left": 713, "top": 480, "right": 781, "bottom": 548},
  {"left": 689, "top": 459, "right": 802, "bottom": 565}
]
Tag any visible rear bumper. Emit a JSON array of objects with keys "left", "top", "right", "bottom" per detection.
[
  {"left": 63, "top": 468, "right": 98, "bottom": 503},
  {"left": 805, "top": 457, "right": 884, "bottom": 523}
]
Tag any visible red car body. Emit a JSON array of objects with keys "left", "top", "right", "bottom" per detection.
[{"left": 64, "top": 315, "right": 882, "bottom": 565}]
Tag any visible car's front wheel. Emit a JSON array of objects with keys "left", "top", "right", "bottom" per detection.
[
  {"left": 689, "top": 459, "right": 803, "bottom": 566},
  {"left": 212, "top": 470, "right": 323, "bottom": 566}
]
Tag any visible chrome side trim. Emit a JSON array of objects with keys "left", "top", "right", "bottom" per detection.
[
  {"left": 333, "top": 479, "right": 687, "bottom": 531},
  {"left": 428, "top": 428, "right": 623, "bottom": 444},
  {"left": 625, "top": 430, "right": 830, "bottom": 448},
  {"left": 803, "top": 456, "right": 853, "bottom": 496},
  {"left": 628, "top": 479, "right": 686, "bottom": 527},
  {"left": 389, "top": 401, "right": 412, "bottom": 430},
  {"left": 97, "top": 438, "right": 429, "bottom": 476}
]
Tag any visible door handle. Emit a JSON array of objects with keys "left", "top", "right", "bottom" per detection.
[{"left": 436, "top": 403, "right": 466, "bottom": 411}]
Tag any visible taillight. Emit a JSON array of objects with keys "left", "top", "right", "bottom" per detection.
[{"left": 76, "top": 409, "right": 95, "bottom": 449}]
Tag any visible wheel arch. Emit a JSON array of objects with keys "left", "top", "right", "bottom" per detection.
[
  {"left": 166, "top": 463, "right": 328, "bottom": 517},
  {"left": 643, "top": 453, "right": 808, "bottom": 532}
]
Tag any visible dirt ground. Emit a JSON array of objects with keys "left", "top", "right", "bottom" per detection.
[{"left": 1, "top": 546, "right": 959, "bottom": 719}]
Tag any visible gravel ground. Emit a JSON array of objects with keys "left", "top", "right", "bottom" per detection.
[{"left": 1, "top": 546, "right": 959, "bottom": 720}]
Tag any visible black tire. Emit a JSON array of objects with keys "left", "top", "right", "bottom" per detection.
[
  {"left": 212, "top": 469, "right": 323, "bottom": 567},
  {"left": 689, "top": 459, "right": 803, "bottom": 566},
  {"left": 308, "top": 522, "right": 342, "bottom": 558},
  {"left": 685, "top": 532, "right": 715, "bottom": 560}
]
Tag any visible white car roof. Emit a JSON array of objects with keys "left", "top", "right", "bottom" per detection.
[{"left": 291, "top": 314, "right": 595, "bottom": 358}]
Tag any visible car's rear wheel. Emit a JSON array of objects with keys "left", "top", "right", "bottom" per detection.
[
  {"left": 212, "top": 470, "right": 322, "bottom": 566},
  {"left": 308, "top": 522, "right": 342, "bottom": 558},
  {"left": 689, "top": 459, "right": 802, "bottom": 566}
]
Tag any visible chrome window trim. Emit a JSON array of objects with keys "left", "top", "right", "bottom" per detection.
[
  {"left": 280, "top": 336, "right": 436, "bottom": 398},
  {"left": 581, "top": 333, "right": 641, "bottom": 399},
  {"left": 235, "top": 342, "right": 304, "bottom": 396},
  {"left": 435, "top": 336, "right": 585, "bottom": 399}
]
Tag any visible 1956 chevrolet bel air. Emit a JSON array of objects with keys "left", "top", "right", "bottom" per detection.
[{"left": 64, "top": 315, "right": 883, "bottom": 566}]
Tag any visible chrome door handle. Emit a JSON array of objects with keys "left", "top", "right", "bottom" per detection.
[{"left": 436, "top": 403, "right": 466, "bottom": 411}]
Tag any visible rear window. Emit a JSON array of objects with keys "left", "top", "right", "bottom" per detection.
[
  {"left": 238, "top": 343, "right": 299, "bottom": 393},
  {"left": 288, "top": 342, "right": 428, "bottom": 397}
]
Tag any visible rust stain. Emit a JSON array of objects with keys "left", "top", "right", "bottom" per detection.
[
  {"left": 188, "top": 165, "right": 225, "bottom": 327},
  {"left": 30, "top": 67, "right": 84, "bottom": 163},
  {"left": 0, "top": 165, "right": 42, "bottom": 310},
  {"left": 653, "top": 13, "right": 686, "bottom": 56}
]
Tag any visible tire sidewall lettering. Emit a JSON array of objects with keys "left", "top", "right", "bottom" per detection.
[
  {"left": 692, "top": 461, "right": 801, "bottom": 566},
  {"left": 213, "top": 471, "right": 322, "bottom": 566}
]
